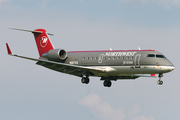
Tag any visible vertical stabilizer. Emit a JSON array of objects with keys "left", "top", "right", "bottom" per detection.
[{"left": 33, "top": 29, "right": 54, "bottom": 57}]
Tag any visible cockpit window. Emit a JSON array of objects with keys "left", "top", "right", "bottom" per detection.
[
  {"left": 156, "top": 54, "right": 165, "bottom": 58},
  {"left": 147, "top": 54, "right": 155, "bottom": 57}
]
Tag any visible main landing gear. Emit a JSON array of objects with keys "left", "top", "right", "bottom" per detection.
[
  {"left": 157, "top": 73, "right": 163, "bottom": 85},
  {"left": 81, "top": 77, "right": 112, "bottom": 87},
  {"left": 81, "top": 77, "right": 89, "bottom": 84},
  {"left": 103, "top": 80, "right": 112, "bottom": 87}
]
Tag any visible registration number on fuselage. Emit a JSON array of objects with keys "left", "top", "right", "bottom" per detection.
[{"left": 69, "top": 61, "right": 78, "bottom": 64}]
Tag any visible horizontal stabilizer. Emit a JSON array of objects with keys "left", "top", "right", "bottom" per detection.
[{"left": 9, "top": 28, "right": 54, "bottom": 36}]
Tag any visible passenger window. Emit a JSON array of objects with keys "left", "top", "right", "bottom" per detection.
[
  {"left": 108, "top": 57, "right": 111, "bottom": 60},
  {"left": 156, "top": 54, "right": 165, "bottom": 58},
  {"left": 82, "top": 57, "right": 85, "bottom": 60},
  {"left": 91, "top": 57, "right": 93, "bottom": 60},
  {"left": 147, "top": 54, "right": 155, "bottom": 57}
]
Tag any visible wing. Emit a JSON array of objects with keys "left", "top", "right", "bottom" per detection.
[
  {"left": 6, "top": 43, "right": 106, "bottom": 77},
  {"left": 35, "top": 60, "right": 107, "bottom": 77}
]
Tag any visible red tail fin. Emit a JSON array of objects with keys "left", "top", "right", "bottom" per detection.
[{"left": 33, "top": 29, "right": 54, "bottom": 57}]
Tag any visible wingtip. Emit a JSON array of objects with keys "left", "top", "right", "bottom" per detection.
[{"left": 6, "top": 43, "right": 12, "bottom": 55}]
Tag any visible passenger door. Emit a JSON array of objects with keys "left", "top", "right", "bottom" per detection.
[{"left": 134, "top": 54, "right": 141, "bottom": 68}]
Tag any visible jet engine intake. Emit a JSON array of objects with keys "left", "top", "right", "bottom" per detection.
[{"left": 42, "top": 49, "right": 67, "bottom": 62}]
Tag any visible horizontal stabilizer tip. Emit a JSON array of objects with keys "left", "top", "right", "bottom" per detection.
[{"left": 6, "top": 43, "right": 12, "bottom": 55}]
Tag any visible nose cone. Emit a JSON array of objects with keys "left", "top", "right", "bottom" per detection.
[
  {"left": 160, "top": 65, "right": 175, "bottom": 73},
  {"left": 160, "top": 59, "right": 175, "bottom": 73},
  {"left": 166, "top": 60, "right": 175, "bottom": 71},
  {"left": 168, "top": 60, "right": 175, "bottom": 71},
  {"left": 164, "top": 59, "right": 175, "bottom": 71},
  {"left": 168, "top": 66, "right": 175, "bottom": 71}
]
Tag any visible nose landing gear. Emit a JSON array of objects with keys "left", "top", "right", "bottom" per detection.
[{"left": 157, "top": 73, "right": 163, "bottom": 85}]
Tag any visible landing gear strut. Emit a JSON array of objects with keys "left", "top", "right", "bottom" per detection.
[
  {"left": 81, "top": 77, "right": 89, "bottom": 84},
  {"left": 157, "top": 73, "right": 163, "bottom": 85},
  {"left": 103, "top": 80, "right": 112, "bottom": 87}
]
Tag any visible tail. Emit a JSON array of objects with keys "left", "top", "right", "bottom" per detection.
[
  {"left": 33, "top": 29, "right": 54, "bottom": 57},
  {"left": 10, "top": 28, "right": 54, "bottom": 57}
]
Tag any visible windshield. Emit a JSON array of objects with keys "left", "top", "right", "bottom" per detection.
[{"left": 156, "top": 54, "right": 165, "bottom": 58}]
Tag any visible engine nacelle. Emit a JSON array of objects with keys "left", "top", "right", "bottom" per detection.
[{"left": 42, "top": 49, "right": 67, "bottom": 62}]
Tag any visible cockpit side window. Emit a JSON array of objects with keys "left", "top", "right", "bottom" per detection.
[
  {"left": 156, "top": 54, "right": 165, "bottom": 58},
  {"left": 147, "top": 54, "right": 155, "bottom": 57}
]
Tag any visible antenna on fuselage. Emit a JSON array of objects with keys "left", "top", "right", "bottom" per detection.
[{"left": 138, "top": 47, "right": 141, "bottom": 50}]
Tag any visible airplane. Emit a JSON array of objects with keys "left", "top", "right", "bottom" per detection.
[{"left": 6, "top": 28, "right": 175, "bottom": 87}]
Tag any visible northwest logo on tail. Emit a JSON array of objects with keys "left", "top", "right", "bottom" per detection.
[{"left": 40, "top": 36, "right": 48, "bottom": 47}]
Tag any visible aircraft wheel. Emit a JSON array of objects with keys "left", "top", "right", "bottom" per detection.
[
  {"left": 157, "top": 80, "right": 163, "bottom": 85},
  {"left": 103, "top": 80, "right": 108, "bottom": 87},
  {"left": 107, "top": 81, "right": 112, "bottom": 87},
  {"left": 81, "top": 77, "right": 89, "bottom": 84},
  {"left": 103, "top": 80, "right": 112, "bottom": 87},
  {"left": 85, "top": 77, "right": 90, "bottom": 84}
]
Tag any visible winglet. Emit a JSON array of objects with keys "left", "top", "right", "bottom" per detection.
[{"left": 6, "top": 43, "right": 12, "bottom": 55}]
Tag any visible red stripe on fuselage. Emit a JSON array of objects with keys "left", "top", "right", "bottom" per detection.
[{"left": 67, "top": 50, "right": 156, "bottom": 53}]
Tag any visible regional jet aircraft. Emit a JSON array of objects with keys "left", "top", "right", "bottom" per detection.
[{"left": 6, "top": 28, "right": 175, "bottom": 87}]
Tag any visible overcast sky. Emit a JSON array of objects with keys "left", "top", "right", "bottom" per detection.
[{"left": 1, "top": 0, "right": 180, "bottom": 120}]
